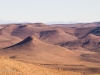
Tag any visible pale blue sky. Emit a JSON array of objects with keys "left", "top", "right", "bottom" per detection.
[{"left": 0, "top": 0, "right": 100, "bottom": 23}]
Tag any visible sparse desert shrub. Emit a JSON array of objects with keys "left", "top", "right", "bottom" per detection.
[{"left": 10, "top": 56, "right": 16, "bottom": 58}]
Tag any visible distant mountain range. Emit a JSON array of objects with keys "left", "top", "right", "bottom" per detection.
[
  {"left": 0, "top": 19, "right": 79, "bottom": 24},
  {"left": 0, "top": 19, "right": 12, "bottom": 24},
  {"left": 46, "top": 21, "right": 78, "bottom": 24}
]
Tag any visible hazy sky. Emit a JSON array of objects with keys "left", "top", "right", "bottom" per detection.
[{"left": 0, "top": 0, "right": 100, "bottom": 23}]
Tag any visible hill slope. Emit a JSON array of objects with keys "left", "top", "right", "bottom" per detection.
[
  {"left": 0, "top": 56, "right": 85, "bottom": 75},
  {"left": 0, "top": 34, "right": 22, "bottom": 48},
  {"left": 58, "top": 34, "right": 100, "bottom": 51},
  {"left": 1, "top": 36, "right": 79, "bottom": 64},
  {"left": 39, "top": 29, "right": 77, "bottom": 44}
]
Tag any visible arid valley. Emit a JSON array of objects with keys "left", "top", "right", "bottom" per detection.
[{"left": 0, "top": 22, "right": 100, "bottom": 75}]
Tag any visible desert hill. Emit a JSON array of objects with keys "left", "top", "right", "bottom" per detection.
[
  {"left": 90, "top": 27, "right": 100, "bottom": 36},
  {"left": 74, "top": 27, "right": 96, "bottom": 38},
  {"left": 0, "top": 34, "right": 22, "bottom": 48},
  {"left": 10, "top": 23, "right": 54, "bottom": 39},
  {"left": 0, "top": 24, "right": 18, "bottom": 35},
  {"left": 1, "top": 36, "right": 79, "bottom": 65},
  {"left": 58, "top": 34, "right": 100, "bottom": 51},
  {"left": 6, "top": 24, "right": 77, "bottom": 44},
  {"left": 39, "top": 28, "right": 77, "bottom": 44},
  {"left": 1, "top": 22, "right": 99, "bottom": 44}
]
